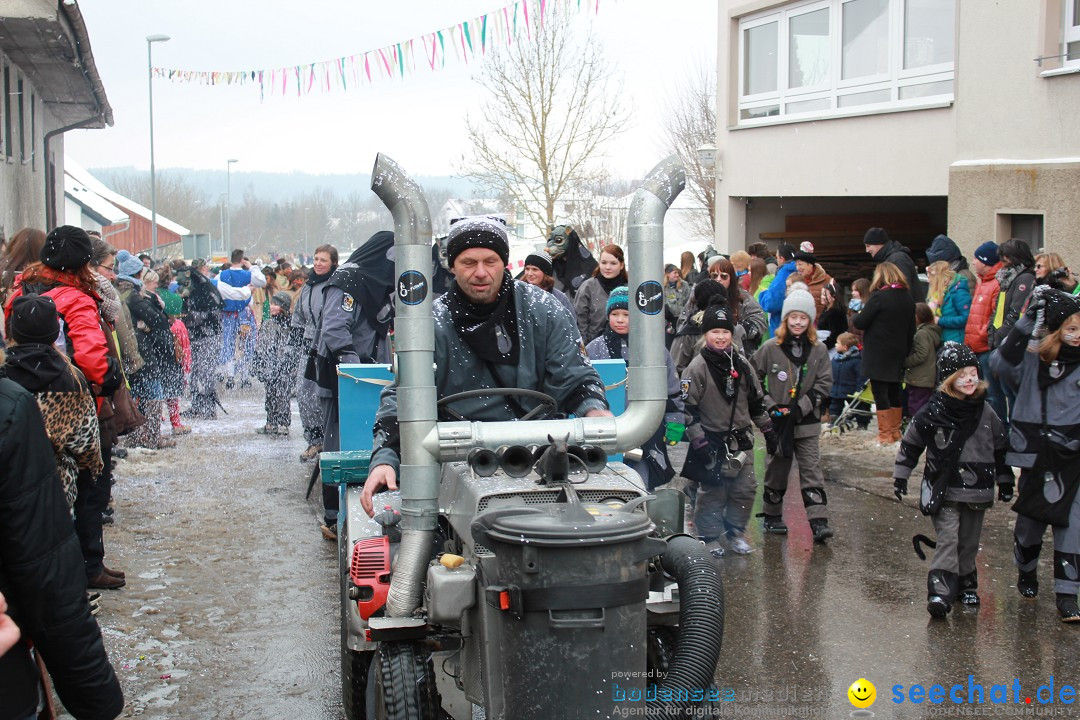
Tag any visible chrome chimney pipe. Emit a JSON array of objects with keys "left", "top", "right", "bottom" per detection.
[{"left": 370, "top": 153, "right": 438, "bottom": 618}]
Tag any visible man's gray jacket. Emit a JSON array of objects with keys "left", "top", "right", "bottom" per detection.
[{"left": 369, "top": 280, "right": 609, "bottom": 474}]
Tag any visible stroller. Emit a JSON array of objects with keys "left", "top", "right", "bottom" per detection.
[{"left": 827, "top": 379, "right": 874, "bottom": 434}]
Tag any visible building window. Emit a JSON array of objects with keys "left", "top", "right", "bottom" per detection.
[
  {"left": 1066, "top": 0, "right": 1080, "bottom": 66},
  {"left": 737, "top": 0, "right": 955, "bottom": 125}
]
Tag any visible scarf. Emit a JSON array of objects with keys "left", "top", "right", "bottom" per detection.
[
  {"left": 779, "top": 332, "right": 811, "bottom": 363},
  {"left": 445, "top": 270, "right": 519, "bottom": 365},
  {"left": 597, "top": 273, "right": 625, "bottom": 295},
  {"left": 306, "top": 266, "right": 336, "bottom": 286},
  {"left": 913, "top": 391, "right": 984, "bottom": 514},
  {"left": 701, "top": 346, "right": 755, "bottom": 403},
  {"left": 94, "top": 273, "right": 122, "bottom": 323},
  {"left": 1040, "top": 343, "right": 1080, "bottom": 389},
  {"left": 995, "top": 264, "right": 1021, "bottom": 291},
  {"left": 603, "top": 327, "right": 627, "bottom": 360}
]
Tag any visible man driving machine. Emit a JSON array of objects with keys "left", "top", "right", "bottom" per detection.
[{"left": 360, "top": 216, "right": 613, "bottom": 515}]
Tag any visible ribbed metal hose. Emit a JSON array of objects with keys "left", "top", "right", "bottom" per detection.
[{"left": 648, "top": 535, "right": 724, "bottom": 718}]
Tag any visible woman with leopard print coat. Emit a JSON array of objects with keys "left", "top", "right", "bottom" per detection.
[{"left": 3, "top": 294, "right": 101, "bottom": 508}]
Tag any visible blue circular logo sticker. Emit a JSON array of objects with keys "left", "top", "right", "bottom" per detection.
[
  {"left": 635, "top": 281, "right": 664, "bottom": 315},
  {"left": 398, "top": 270, "right": 428, "bottom": 306}
]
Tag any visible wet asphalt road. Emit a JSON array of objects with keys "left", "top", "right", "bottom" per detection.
[{"left": 81, "top": 392, "right": 1079, "bottom": 719}]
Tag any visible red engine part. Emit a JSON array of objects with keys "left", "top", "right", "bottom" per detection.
[{"left": 350, "top": 536, "right": 391, "bottom": 620}]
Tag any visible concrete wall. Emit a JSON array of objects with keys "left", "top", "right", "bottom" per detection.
[
  {"left": 954, "top": 0, "right": 1080, "bottom": 161},
  {"left": 948, "top": 161, "right": 1080, "bottom": 263}
]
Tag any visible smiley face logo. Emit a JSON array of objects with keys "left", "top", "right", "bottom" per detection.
[{"left": 848, "top": 678, "right": 876, "bottom": 709}]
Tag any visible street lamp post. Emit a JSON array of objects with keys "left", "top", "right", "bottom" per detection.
[
  {"left": 147, "top": 33, "right": 170, "bottom": 259},
  {"left": 226, "top": 158, "right": 238, "bottom": 252},
  {"left": 303, "top": 206, "right": 309, "bottom": 258},
  {"left": 218, "top": 193, "right": 226, "bottom": 256}
]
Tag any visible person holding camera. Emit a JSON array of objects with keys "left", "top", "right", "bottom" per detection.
[
  {"left": 752, "top": 288, "right": 835, "bottom": 543},
  {"left": 1035, "top": 252, "right": 1078, "bottom": 294},
  {"left": 680, "top": 296, "right": 778, "bottom": 556}
]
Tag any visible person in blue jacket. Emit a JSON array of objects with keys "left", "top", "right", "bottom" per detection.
[{"left": 758, "top": 243, "right": 798, "bottom": 335}]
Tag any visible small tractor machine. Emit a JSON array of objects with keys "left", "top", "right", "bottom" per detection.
[{"left": 321, "top": 154, "right": 724, "bottom": 720}]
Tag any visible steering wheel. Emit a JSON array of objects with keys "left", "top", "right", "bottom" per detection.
[{"left": 437, "top": 388, "right": 558, "bottom": 422}]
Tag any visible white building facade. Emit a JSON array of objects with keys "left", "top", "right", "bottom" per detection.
[{"left": 715, "top": 0, "right": 1080, "bottom": 266}]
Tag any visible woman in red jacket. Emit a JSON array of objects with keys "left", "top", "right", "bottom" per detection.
[{"left": 2, "top": 226, "right": 124, "bottom": 591}]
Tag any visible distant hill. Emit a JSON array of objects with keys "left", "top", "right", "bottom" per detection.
[{"left": 89, "top": 167, "right": 480, "bottom": 204}]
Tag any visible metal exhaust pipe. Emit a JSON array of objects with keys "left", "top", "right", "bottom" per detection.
[
  {"left": 497, "top": 445, "right": 535, "bottom": 478},
  {"left": 468, "top": 448, "right": 500, "bottom": 477},
  {"left": 581, "top": 445, "right": 608, "bottom": 473},
  {"left": 370, "top": 153, "right": 437, "bottom": 618},
  {"left": 423, "top": 155, "right": 686, "bottom": 459}
]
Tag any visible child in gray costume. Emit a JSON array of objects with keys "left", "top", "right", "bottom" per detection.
[
  {"left": 893, "top": 341, "right": 1013, "bottom": 618},
  {"left": 681, "top": 296, "right": 777, "bottom": 556}
]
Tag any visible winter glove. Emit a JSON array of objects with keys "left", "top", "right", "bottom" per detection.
[
  {"left": 664, "top": 422, "right": 686, "bottom": 446},
  {"left": 790, "top": 403, "right": 804, "bottom": 423},
  {"left": 690, "top": 435, "right": 710, "bottom": 452},
  {"left": 1026, "top": 284, "right": 1052, "bottom": 338},
  {"left": 764, "top": 429, "right": 780, "bottom": 456},
  {"left": 998, "top": 483, "right": 1015, "bottom": 502},
  {"left": 893, "top": 477, "right": 908, "bottom": 501}
]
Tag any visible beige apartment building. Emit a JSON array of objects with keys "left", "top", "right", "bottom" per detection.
[{"left": 714, "top": 0, "right": 1080, "bottom": 272}]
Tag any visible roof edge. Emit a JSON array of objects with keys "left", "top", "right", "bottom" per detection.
[{"left": 58, "top": 0, "right": 114, "bottom": 127}]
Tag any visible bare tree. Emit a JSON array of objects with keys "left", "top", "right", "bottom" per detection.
[
  {"left": 660, "top": 64, "right": 716, "bottom": 237},
  {"left": 460, "top": 5, "right": 629, "bottom": 240}
]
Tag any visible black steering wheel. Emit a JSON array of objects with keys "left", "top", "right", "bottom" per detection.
[{"left": 437, "top": 388, "right": 558, "bottom": 422}]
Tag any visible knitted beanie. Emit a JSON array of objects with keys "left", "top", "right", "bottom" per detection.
[
  {"left": 524, "top": 251, "right": 554, "bottom": 277},
  {"left": 781, "top": 288, "right": 817, "bottom": 324},
  {"left": 446, "top": 216, "right": 510, "bottom": 266},
  {"left": 700, "top": 296, "right": 734, "bottom": 333},
  {"left": 9, "top": 294, "right": 61, "bottom": 344},
  {"left": 937, "top": 341, "right": 979, "bottom": 384},
  {"left": 973, "top": 241, "right": 999, "bottom": 266},
  {"left": 606, "top": 286, "right": 629, "bottom": 315},
  {"left": 40, "top": 225, "right": 93, "bottom": 271}
]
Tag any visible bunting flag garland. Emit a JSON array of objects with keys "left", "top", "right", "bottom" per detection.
[{"left": 152, "top": 0, "right": 600, "bottom": 100}]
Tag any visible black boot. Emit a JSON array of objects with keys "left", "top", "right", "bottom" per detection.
[
  {"left": 809, "top": 518, "right": 834, "bottom": 543},
  {"left": 1014, "top": 536, "right": 1042, "bottom": 597},
  {"left": 1056, "top": 594, "right": 1080, "bottom": 623},
  {"left": 761, "top": 514, "right": 788, "bottom": 535},
  {"left": 1017, "top": 569, "right": 1039, "bottom": 598},
  {"left": 958, "top": 571, "right": 980, "bottom": 606},
  {"left": 927, "top": 570, "right": 959, "bottom": 618}
]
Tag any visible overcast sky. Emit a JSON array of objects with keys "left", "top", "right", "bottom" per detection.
[{"left": 65, "top": 0, "right": 717, "bottom": 181}]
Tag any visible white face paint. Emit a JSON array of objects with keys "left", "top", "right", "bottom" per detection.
[
  {"left": 786, "top": 311, "right": 810, "bottom": 336},
  {"left": 1062, "top": 316, "right": 1080, "bottom": 347},
  {"left": 952, "top": 366, "right": 979, "bottom": 396}
]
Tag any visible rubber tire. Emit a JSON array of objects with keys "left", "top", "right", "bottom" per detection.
[
  {"left": 646, "top": 626, "right": 679, "bottom": 679},
  {"left": 372, "top": 641, "right": 443, "bottom": 720}
]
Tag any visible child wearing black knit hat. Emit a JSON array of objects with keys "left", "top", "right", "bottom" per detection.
[
  {"left": 681, "top": 296, "right": 778, "bottom": 556},
  {"left": 893, "top": 341, "right": 1013, "bottom": 618}
]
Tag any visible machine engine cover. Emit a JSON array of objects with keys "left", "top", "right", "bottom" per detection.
[{"left": 350, "top": 536, "right": 391, "bottom": 619}]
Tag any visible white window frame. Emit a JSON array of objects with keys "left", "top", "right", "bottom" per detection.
[
  {"left": 1066, "top": 0, "right": 1080, "bottom": 68},
  {"left": 736, "top": 0, "right": 955, "bottom": 126}
]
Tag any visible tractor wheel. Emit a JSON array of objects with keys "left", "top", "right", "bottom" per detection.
[
  {"left": 646, "top": 626, "right": 679, "bottom": 679},
  {"left": 343, "top": 646, "right": 374, "bottom": 720},
  {"left": 372, "top": 641, "right": 443, "bottom": 720}
]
